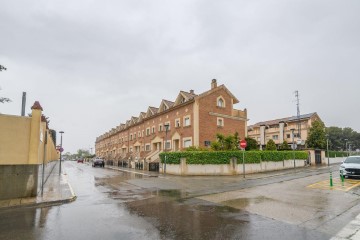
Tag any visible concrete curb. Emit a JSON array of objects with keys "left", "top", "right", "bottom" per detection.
[
  {"left": 0, "top": 195, "right": 77, "bottom": 210},
  {"left": 0, "top": 175, "right": 77, "bottom": 210},
  {"left": 106, "top": 166, "right": 159, "bottom": 177},
  {"left": 331, "top": 213, "right": 360, "bottom": 240}
]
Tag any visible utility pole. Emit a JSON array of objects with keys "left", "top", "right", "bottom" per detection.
[{"left": 295, "top": 90, "right": 301, "bottom": 139}]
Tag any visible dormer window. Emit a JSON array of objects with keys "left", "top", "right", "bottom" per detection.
[{"left": 180, "top": 97, "right": 186, "bottom": 103}]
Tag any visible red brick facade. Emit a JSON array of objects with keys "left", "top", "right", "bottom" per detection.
[{"left": 95, "top": 80, "right": 247, "bottom": 164}]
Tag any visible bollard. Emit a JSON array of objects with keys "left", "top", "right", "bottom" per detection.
[
  {"left": 330, "top": 171, "right": 333, "bottom": 187},
  {"left": 341, "top": 173, "right": 345, "bottom": 186}
]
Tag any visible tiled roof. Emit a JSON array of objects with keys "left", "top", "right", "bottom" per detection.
[
  {"left": 248, "top": 112, "right": 317, "bottom": 128},
  {"left": 181, "top": 91, "right": 197, "bottom": 99},
  {"left": 149, "top": 107, "right": 159, "bottom": 113},
  {"left": 163, "top": 100, "right": 174, "bottom": 108}
]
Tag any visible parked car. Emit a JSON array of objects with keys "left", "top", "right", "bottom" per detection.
[
  {"left": 92, "top": 158, "right": 105, "bottom": 168},
  {"left": 77, "top": 159, "right": 84, "bottom": 163},
  {"left": 339, "top": 156, "right": 360, "bottom": 178}
]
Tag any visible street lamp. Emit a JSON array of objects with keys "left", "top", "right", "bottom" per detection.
[
  {"left": 164, "top": 123, "right": 170, "bottom": 174},
  {"left": 349, "top": 144, "right": 352, "bottom": 156},
  {"left": 344, "top": 139, "right": 348, "bottom": 156},
  {"left": 291, "top": 128, "right": 296, "bottom": 168},
  {"left": 59, "top": 131, "right": 64, "bottom": 174}
]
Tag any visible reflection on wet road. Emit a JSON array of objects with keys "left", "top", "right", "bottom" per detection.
[{"left": 0, "top": 161, "right": 357, "bottom": 239}]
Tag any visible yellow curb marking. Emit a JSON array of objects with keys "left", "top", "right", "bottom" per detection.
[{"left": 307, "top": 178, "right": 360, "bottom": 192}]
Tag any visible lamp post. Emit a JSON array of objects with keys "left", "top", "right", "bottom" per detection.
[
  {"left": 349, "top": 144, "right": 352, "bottom": 156},
  {"left": 164, "top": 123, "right": 170, "bottom": 174},
  {"left": 291, "top": 128, "right": 295, "bottom": 168},
  {"left": 344, "top": 139, "right": 348, "bottom": 156},
  {"left": 326, "top": 134, "right": 330, "bottom": 166},
  {"left": 59, "top": 131, "right": 64, "bottom": 174}
]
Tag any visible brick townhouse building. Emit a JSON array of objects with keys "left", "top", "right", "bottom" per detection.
[
  {"left": 95, "top": 79, "right": 248, "bottom": 169},
  {"left": 247, "top": 112, "right": 322, "bottom": 150}
]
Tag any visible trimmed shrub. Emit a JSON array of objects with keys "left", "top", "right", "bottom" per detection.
[
  {"left": 159, "top": 150, "right": 308, "bottom": 164},
  {"left": 265, "top": 139, "right": 277, "bottom": 151},
  {"left": 261, "top": 151, "right": 284, "bottom": 162},
  {"left": 325, "top": 151, "right": 348, "bottom": 158}
]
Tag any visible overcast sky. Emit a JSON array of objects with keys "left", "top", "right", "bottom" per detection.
[{"left": 1, "top": 0, "right": 359, "bottom": 153}]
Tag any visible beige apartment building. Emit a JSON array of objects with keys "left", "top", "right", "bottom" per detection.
[
  {"left": 95, "top": 79, "right": 248, "bottom": 168},
  {"left": 247, "top": 112, "right": 322, "bottom": 149}
]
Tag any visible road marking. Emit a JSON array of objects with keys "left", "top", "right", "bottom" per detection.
[{"left": 307, "top": 178, "right": 360, "bottom": 191}]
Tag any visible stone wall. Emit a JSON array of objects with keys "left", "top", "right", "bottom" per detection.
[
  {"left": 163, "top": 159, "right": 307, "bottom": 176},
  {"left": 0, "top": 165, "right": 39, "bottom": 200}
]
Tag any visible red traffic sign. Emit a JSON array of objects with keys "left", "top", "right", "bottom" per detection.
[{"left": 240, "top": 140, "right": 247, "bottom": 149}]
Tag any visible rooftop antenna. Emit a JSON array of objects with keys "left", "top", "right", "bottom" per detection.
[{"left": 294, "top": 90, "right": 301, "bottom": 139}]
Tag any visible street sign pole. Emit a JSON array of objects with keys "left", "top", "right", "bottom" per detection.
[
  {"left": 240, "top": 140, "right": 247, "bottom": 178},
  {"left": 242, "top": 148, "right": 245, "bottom": 178}
]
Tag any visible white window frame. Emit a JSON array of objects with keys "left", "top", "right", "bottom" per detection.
[
  {"left": 145, "top": 144, "right": 151, "bottom": 151},
  {"left": 183, "top": 137, "right": 192, "bottom": 148},
  {"left": 217, "top": 96, "right": 225, "bottom": 108},
  {"left": 184, "top": 115, "right": 191, "bottom": 127},
  {"left": 217, "top": 117, "right": 224, "bottom": 127},
  {"left": 175, "top": 118, "right": 181, "bottom": 128},
  {"left": 164, "top": 140, "right": 171, "bottom": 150}
]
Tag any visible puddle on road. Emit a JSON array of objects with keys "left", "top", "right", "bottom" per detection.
[
  {"left": 222, "top": 196, "right": 274, "bottom": 209},
  {"left": 123, "top": 192, "right": 327, "bottom": 240}
]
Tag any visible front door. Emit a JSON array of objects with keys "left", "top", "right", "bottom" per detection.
[
  {"left": 173, "top": 139, "right": 179, "bottom": 151},
  {"left": 315, "top": 150, "right": 322, "bottom": 164}
]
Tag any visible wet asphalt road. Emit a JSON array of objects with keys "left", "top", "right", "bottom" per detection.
[{"left": 0, "top": 161, "right": 359, "bottom": 240}]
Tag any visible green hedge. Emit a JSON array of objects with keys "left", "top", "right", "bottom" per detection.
[
  {"left": 159, "top": 150, "right": 308, "bottom": 165},
  {"left": 325, "top": 151, "right": 348, "bottom": 158}
]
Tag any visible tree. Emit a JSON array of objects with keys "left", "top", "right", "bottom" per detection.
[
  {"left": 245, "top": 137, "right": 258, "bottom": 151},
  {"left": 0, "top": 65, "right": 11, "bottom": 103},
  {"left": 234, "top": 132, "right": 240, "bottom": 149},
  {"left": 0, "top": 87, "right": 11, "bottom": 104},
  {"left": 326, "top": 126, "right": 360, "bottom": 151},
  {"left": 211, "top": 133, "right": 239, "bottom": 151},
  {"left": 49, "top": 129, "right": 57, "bottom": 145},
  {"left": 265, "top": 139, "right": 277, "bottom": 150},
  {"left": 210, "top": 141, "right": 221, "bottom": 151},
  {"left": 279, "top": 140, "right": 290, "bottom": 150},
  {"left": 306, "top": 120, "right": 326, "bottom": 149}
]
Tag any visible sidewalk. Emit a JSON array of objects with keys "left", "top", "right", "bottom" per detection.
[
  {"left": 105, "top": 162, "right": 340, "bottom": 180},
  {"left": 106, "top": 164, "right": 160, "bottom": 177},
  {"left": 0, "top": 162, "right": 76, "bottom": 209},
  {"left": 331, "top": 213, "right": 360, "bottom": 240}
]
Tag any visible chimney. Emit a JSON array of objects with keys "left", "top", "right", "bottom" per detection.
[
  {"left": 211, "top": 79, "right": 217, "bottom": 89},
  {"left": 190, "top": 89, "right": 194, "bottom": 94},
  {"left": 21, "top": 92, "right": 26, "bottom": 116}
]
